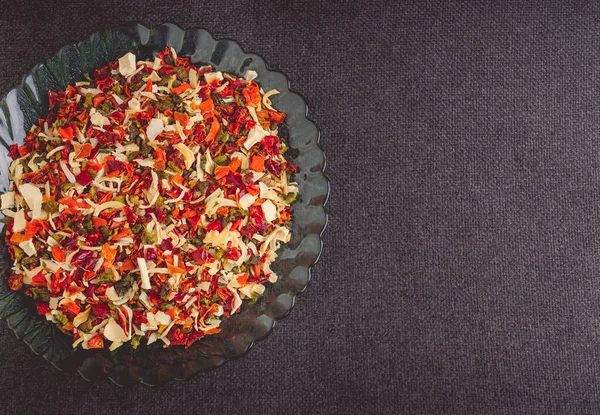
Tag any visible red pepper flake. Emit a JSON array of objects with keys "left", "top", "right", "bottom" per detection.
[
  {"left": 76, "top": 170, "right": 93, "bottom": 186},
  {"left": 31, "top": 272, "right": 48, "bottom": 287},
  {"left": 35, "top": 302, "right": 50, "bottom": 315},
  {"left": 57, "top": 126, "right": 74, "bottom": 140},
  {"left": 91, "top": 303, "right": 110, "bottom": 319},
  {"left": 225, "top": 247, "right": 242, "bottom": 261},
  {"left": 242, "top": 84, "right": 261, "bottom": 107},
  {"left": 87, "top": 334, "right": 104, "bottom": 349},
  {"left": 205, "top": 220, "right": 224, "bottom": 232},
  {"left": 8, "top": 144, "right": 19, "bottom": 159},
  {"left": 190, "top": 248, "right": 213, "bottom": 264}
]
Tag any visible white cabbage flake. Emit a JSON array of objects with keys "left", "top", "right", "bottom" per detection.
[
  {"left": 1, "top": 192, "right": 14, "bottom": 209},
  {"left": 244, "top": 125, "right": 268, "bottom": 150},
  {"left": 138, "top": 257, "right": 152, "bottom": 290},
  {"left": 261, "top": 200, "right": 278, "bottom": 222},
  {"left": 146, "top": 118, "right": 164, "bottom": 141},
  {"left": 239, "top": 193, "right": 257, "bottom": 210},
  {"left": 118, "top": 52, "right": 137, "bottom": 76},
  {"left": 204, "top": 72, "right": 223, "bottom": 83},
  {"left": 175, "top": 142, "right": 195, "bottom": 170},
  {"left": 12, "top": 209, "right": 26, "bottom": 232},
  {"left": 90, "top": 108, "right": 110, "bottom": 127},
  {"left": 18, "top": 183, "right": 43, "bottom": 219},
  {"left": 19, "top": 239, "right": 36, "bottom": 256},
  {"left": 244, "top": 70, "right": 258, "bottom": 81}
]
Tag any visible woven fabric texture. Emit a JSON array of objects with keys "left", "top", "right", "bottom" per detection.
[{"left": 2, "top": 1, "right": 600, "bottom": 414}]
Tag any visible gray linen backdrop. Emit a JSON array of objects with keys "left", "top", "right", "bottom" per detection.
[{"left": 1, "top": 1, "right": 600, "bottom": 414}]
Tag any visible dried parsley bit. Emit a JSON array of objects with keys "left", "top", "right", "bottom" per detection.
[{"left": 2, "top": 47, "right": 298, "bottom": 351}]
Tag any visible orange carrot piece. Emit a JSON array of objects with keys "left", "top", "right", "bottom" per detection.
[
  {"left": 249, "top": 155, "right": 265, "bottom": 172},
  {"left": 231, "top": 219, "right": 242, "bottom": 231},
  {"left": 154, "top": 147, "right": 166, "bottom": 171},
  {"left": 246, "top": 185, "right": 260, "bottom": 196},
  {"left": 75, "top": 143, "right": 93, "bottom": 159},
  {"left": 9, "top": 233, "right": 27, "bottom": 245},
  {"left": 86, "top": 160, "right": 103, "bottom": 171},
  {"left": 62, "top": 299, "right": 81, "bottom": 315},
  {"left": 171, "top": 83, "right": 191, "bottom": 95},
  {"left": 52, "top": 245, "right": 66, "bottom": 262},
  {"left": 24, "top": 220, "right": 43, "bottom": 240},
  {"left": 174, "top": 111, "right": 190, "bottom": 126},
  {"left": 213, "top": 166, "right": 230, "bottom": 180},
  {"left": 199, "top": 98, "right": 215, "bottom": 118},
  {"left": 100, "top": 243, "right": 117, "bottom": 266},
  {"left": 205, "top": 118, "right": 220, "bottom": 144},
  {"left": 111, "top": 227, "right": 130, "bottom": 241},
  {"left": 237, "top": 273, "right": 249, "bottom": 285},
  {"left": 120, "top": 258, "right": 135, "bottom": 272},
  {"left": 166, "top": 256, "right": 186, "bottom": 275},
  {"left": 171, "top": 174, "right": 184, "bottom": 186},
  {"left": 216, "top": 206, "right": 229, "bottom": 216},
  {"left": 229, "top": 157, "right": 241, "bottom": 172},
  {"left": 242, "top": 85, "right": 261, "bottom": 107},
  {"left": 252, "top": 264, "right": 261, "bottom": 278},
  {"left": 92, "top": 217, "right": 107, "bottom": 228}
]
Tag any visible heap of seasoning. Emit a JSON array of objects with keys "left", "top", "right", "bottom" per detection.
[{"left": 1, "top": 47, "right": 298, "bottom": 350}]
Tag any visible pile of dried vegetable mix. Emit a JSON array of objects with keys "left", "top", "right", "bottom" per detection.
[{"left": 1, "top": 48, "right": 297, "bottom": 350}]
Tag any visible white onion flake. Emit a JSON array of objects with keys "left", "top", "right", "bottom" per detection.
[{"left": 138, "top": 257, "right": 151, "bottom": 290}]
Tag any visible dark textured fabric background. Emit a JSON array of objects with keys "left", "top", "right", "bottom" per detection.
[{"left": 2, "top": 0, "right": 600, "bottom": 413}]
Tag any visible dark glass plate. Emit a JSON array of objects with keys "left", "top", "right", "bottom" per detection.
[{"left": 0, "top": 23, "right": 328, "bottom": 386}]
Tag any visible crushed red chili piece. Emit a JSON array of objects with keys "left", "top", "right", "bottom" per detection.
[{"left": 1, "top": 48, "right": 297, "bottom": 350}]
